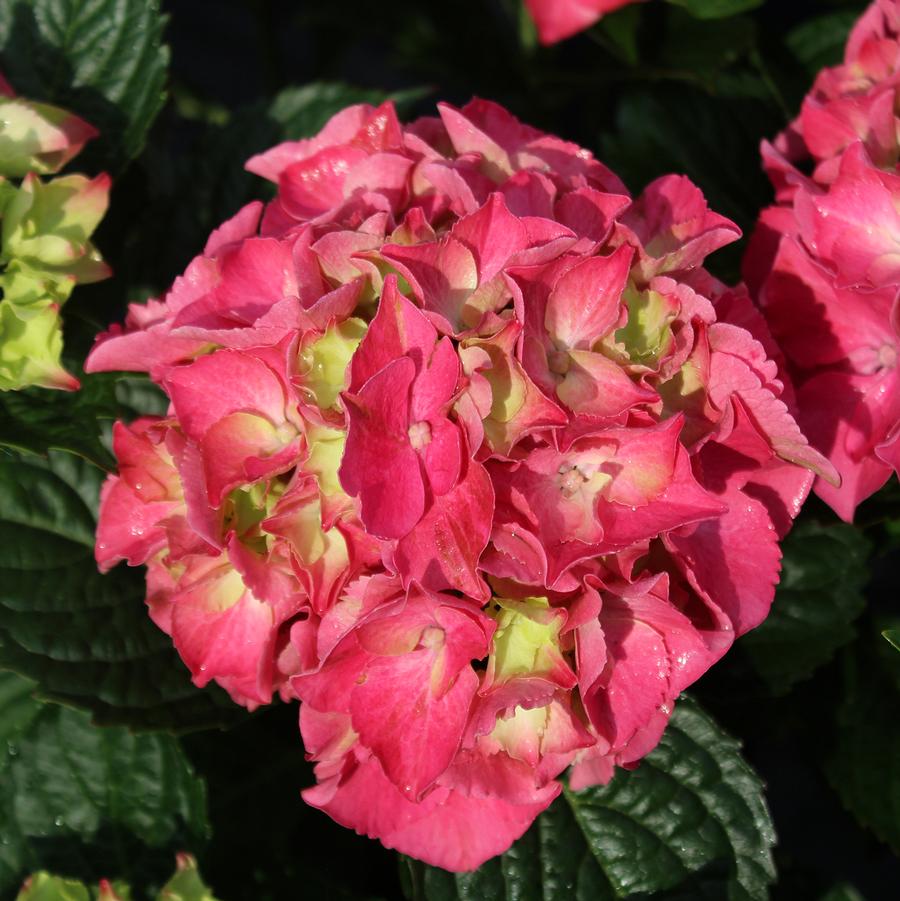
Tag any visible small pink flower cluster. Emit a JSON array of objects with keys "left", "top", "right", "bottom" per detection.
[
  {"left": 89, "top": 99, "right": 831, "bottom": 870},
  {"left": 746, "top": 0, "right": 900, "bottom": 521}
]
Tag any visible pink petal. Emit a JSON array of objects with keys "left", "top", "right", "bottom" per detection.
[
  {"left": 340, "top": 357, "right": 425, "bottom": 539},
  {"left": 349, "top": 276, "right": 438, "bottom": 390},
  {"left": 393, "top": 457, "right": 493, "bottom": 598},
  {"left": 544, "top": 244, "right": 632, "bottom": 350}
]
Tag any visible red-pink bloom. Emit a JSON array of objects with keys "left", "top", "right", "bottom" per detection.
[
  {"left": 523, "top": 0, "right": 646, "bottom": 45},
  {"left": 91, "top": 98, "right": 827, "bottom": 870},
  {"left": 746, "top": 0, "right": 900, "bottom": 520}
]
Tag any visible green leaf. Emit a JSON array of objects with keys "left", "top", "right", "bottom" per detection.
[
  {"left": 740, "top": 522, "right": 871, "bottom": 693},
  {"left": 0, "top": 672, "right": 208, "bottom": 895},
  {"left": 0, "top": 450, "right": 242, "bottom": 732},
  {"left": 406, "top": 697, "right": 775, "bottom": 900},
  {"left": 825, "top": 631, "right": 900, "bottom": 853},
  {"left": 0, "top": 369, "right": 164, "bottom": 471},
  {"left": 786, "top": 10, "right": 858, "bottom": 77},
  {"left": 0, "top": 0, "right": 170, "bottom": 171},
  {"left": 0, "top": 671, "right": 43, "bottom": 766},
  {"left": 0, "top": 374, "right": 120, "bottom": 470},
  {"left": 818, "top": 884, "right": 866, "bottom": 901},
  {"left": 665, "top": 0, "right": 765, "bottom": 19},
  {"left": 883, "top": 629, "right": 900, "bottom": 653}
]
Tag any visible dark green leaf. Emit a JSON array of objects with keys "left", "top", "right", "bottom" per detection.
[
  {"left": 665, "top": 0, "right": 765, "bottom": 20},
  {"left": 0, "top": 450, "right": 242, "bottom": 732},
  {"left": 407, "top": 697, "right": 774, "bottom": 900},
  {"left": 0, "top": 0, "right": 169, "bottom": 171},
  {"left": 0, "top": 370, "right": 165, "bottom": 471},
  {"left": 818, "top": 884, "right": 866, "bottom": 901},
  {"left": 883, "top": 629, "right": 900, "bottom": 653},
  {"left": 786, "top": 11, "right": 858, "bottom": 76},
  {"left": 0, "top": 672, "right": 207, "bottom": 895},
  {"left": 656, "top": 11, "right": 758, "bottom": 78},
  {"left": 0, "top": 375, "right": 120, "bottom": 470},
  {"left": 825, "top": 631, "right": 900, "bottom": 853},
  {"left": 740, "top": 522, "right": 871, "bottom": 693}
]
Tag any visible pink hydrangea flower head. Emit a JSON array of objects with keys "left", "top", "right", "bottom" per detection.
[
  {"left": 91, "top": 98, "right": 830, "bottom": 870},
  {"left": 746, "top": 0, "right": 900, "bottom": 520}
]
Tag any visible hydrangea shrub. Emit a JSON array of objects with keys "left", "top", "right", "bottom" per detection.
[{"left": 86, "top": 97, "right": 833, "bottom": 870}]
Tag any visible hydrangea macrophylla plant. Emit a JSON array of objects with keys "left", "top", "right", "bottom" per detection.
[
  {"left": 89, "top": 98, "right": 834, "bottom": 871},
  {"left": 745, "top": 0, "right": 900, "bottom": 521},
  {"left": 0, "top": 74, "right": 111, "bottom": 391},
  {"left": 523, "top": 0, "right": 645, "bottom": 45}
]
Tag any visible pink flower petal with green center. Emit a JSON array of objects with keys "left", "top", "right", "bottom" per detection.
[
  {"left": 620, "top": 174, "right": 741, "bottom": 281},
  {"left": 594, "top": 443, "right": 726, "bottom": 553},
  {"left": 200, "top": 411, "right": 302, "bottom": 505},
  {"left": 544, "top": 244, "right": 632, "bottom": 350},
  {"left": 349, "top": 276, "right": 437, "bottom": 387},
  {"left": 381, "top": 236, "right": 479, "bottom": 335},
  {"left": 165, "top": 348, "right": 293, "bottom": 442},
  {"left": 556, "top": 348, "right": 657, "bottom": 418},
  {"left": 168, "top": 557, "right": 278, "bottom": 709}
]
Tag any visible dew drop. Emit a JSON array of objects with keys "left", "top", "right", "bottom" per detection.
[{"left": 54, "top": 816, "right": 64, "bottom": 827}]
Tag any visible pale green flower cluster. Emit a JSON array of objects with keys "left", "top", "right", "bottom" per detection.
[{"left": 0, "top": 80, "right": 110, "bottom": 391}]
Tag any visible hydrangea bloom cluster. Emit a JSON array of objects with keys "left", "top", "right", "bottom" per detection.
[
  {"left": 745, "top": 0, "right": 900, "bottom": 520},
  {"left": 0, "top": 74, "right": 110, "bottom": 391},
  {"left": 89, "top": 99, "right": 832, "bottom": 870},
  {"left": 524, "top": 0, "right": 644, "bottom": 45}
]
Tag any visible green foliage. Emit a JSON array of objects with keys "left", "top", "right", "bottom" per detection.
[
  {"left": 786, "top": 10, "right": 860, "bottom": 76},
  {"left": 0, "top": 0, "right": 170, "bottom": 171},
  {"left": 826, "top": 627, "right": 900, "bottom": 854},
  {"left": 405, "top": 697, "right": 774, "bottom": 900},
  {"left": 0, "top": 672, "right": 208, "bottom": 896},
  {"left": 0, "top": 449, "right": 242, "bottom": 731},
  {"left": 15, "top": 854, "right": 219, "bottom": 901},
  {"left": 818, "top": 884, "right": 866, "bottom": 901},
  {"left": 740, "top": 522, "right": 872, "bottom": 693},
  {"left": 665, "top": 0, "right": 765, "bottom": 19}
]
